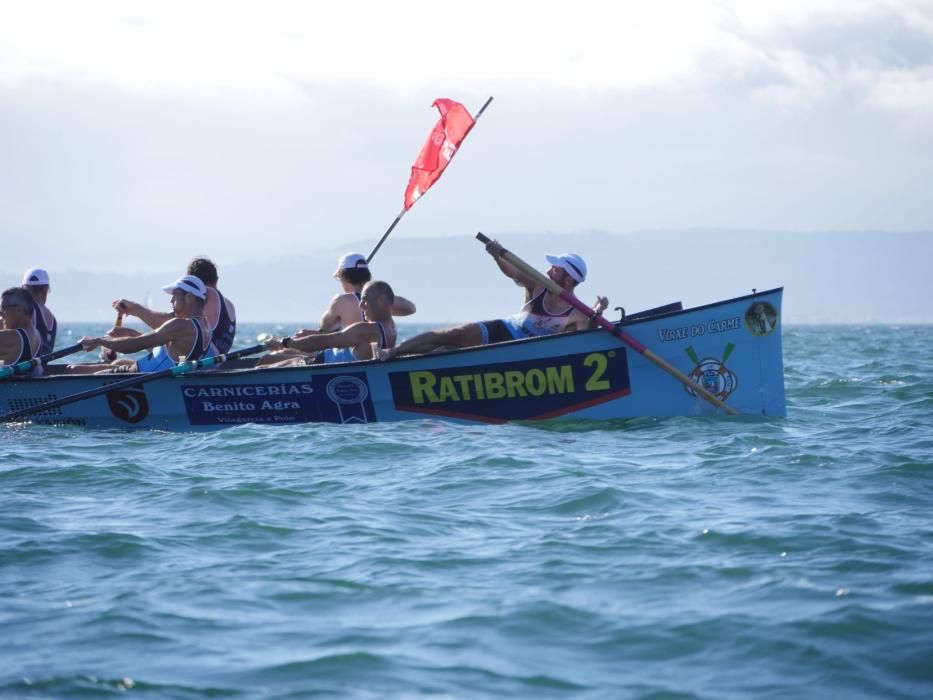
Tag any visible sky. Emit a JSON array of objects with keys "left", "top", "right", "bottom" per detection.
[{"left": 2, "top": 0, "right": 932, "bottom": 319}]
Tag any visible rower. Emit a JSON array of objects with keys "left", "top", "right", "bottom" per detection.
[
  {"left": 385, "top": 242, "right": 607, "bottom": 358},
  {"left": 264, "top": 281, "right": 397, "bottom": 364},
  {"left": 0, "top": 287, "right": 42, "bottom": 372},
  {"left": 21, "top": 268, "right": 58, "bottom": 355},
  {"left": 110, "top": 257, "right": 237, "bottom": 354},
  {"left": 187, "top": 257, "right": 237, "bottom": 353},
  {"left": 69, "top": 275, "right": 214, "bottom": 374},
  {"left": 260, "top": 252, "right": 415, "bottom": 365},
  {"left": 321, "top": 253, "right": 415, "bottom": 329}
]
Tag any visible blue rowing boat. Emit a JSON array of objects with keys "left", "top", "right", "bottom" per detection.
[{"left": 0, "top": 288, "right": 785, "bottom": 430}]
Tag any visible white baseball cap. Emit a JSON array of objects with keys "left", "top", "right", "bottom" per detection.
[
  {"left": 545, "top": 253, "right": 587, "bottom": 283},
  {"left": 162, "top": 274, "right": 207, "bottom": 300},
  {"left": 333, "top": 252, "right": 368, "bottom": 277},
  {"left": 22, "top": 268, "right": 50, "bottom": 286}
]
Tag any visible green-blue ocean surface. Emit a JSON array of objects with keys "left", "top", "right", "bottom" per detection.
[{"left": 2, "top": 324, "right": 932, "bottom": 699}]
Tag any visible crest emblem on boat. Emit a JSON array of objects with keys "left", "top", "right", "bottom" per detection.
[
  {"left": 685, "top": 344, "right": 738, "bottom": 402},
  {"left": 744, "top": 301, "right": 778, "bottom": 336},
  {"left": 105, "top": 384, "right": 150, "bottom": 424},
  {"left": 325, "top": 375, "right": 371, "bottom": 424}
]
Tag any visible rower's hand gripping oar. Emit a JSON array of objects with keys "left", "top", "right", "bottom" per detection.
[
  {"left": 0, "top": 343, "right": 268, "bottom": 423},
  {"left": 0, "top": 343, "right": 85, "bottom": 381},
  {"left": 475, "top": 233, "right": 738, "bottom": 416}
]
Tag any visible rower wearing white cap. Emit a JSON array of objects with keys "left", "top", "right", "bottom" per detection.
[
  {"left": 69, "top": 275, "right": 214, "bottom": 374},
  {"left": 317, "top": 252, "right": 415, "bottom": 331},
  {"left": 21, "top": 267, "right": 58, "bottom": 355},
  {"left": 265, "top": 281, "right": 398, "bottom": 364},
  {"left": 185, "top": 257, "right": 237, "bottom": 353},
  {"left": 110, "top": 257, "right": 237, "bottom": 354},
  {"left": 386, "top": 240, "right": 608, "bottom": 357},
  {"left": 263, "top": 252, "right": 416, "bottom": 365}
]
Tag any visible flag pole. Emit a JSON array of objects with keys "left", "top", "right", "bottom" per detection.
[
  {"left": 366, "top": 207, "right": 407, "bottom": 264},
  {"left": 366, "top": 96, "right": 494, "bottom": 263}
]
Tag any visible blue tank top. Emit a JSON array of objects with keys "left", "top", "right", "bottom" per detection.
[
  {"left": 10, "top": 328, "right": 36, "bottom": 365},
  {"left": 211, "top": 290, "right": 236, "bottom": 354},
  {"left": 375, "top": 320, "right": 389, "bottom": 349},
  {"left": 505, "top": 288, "right": 575, "bottom": 337},
  {"left": 33, "top": 306, "right": 57, "bottom": 356}
]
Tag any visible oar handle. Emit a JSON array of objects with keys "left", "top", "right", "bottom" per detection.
[
  {"left": 0, "top": 343, "right": 269, "bottom": 423},
  {"left": 475, "top": 233, "right": 738, "bottom": 415},
  {"left": 0, "top": 342, "right": 85, "bottom": 380},
  {"left": 39, "top": 343, "right": 85, "bottom": 364}
]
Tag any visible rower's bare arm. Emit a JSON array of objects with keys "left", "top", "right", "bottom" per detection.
[
  {"left": 113, "top": 299, "right": 172, "bottom": 330},
  {"left": 335, "top": 322, "right": 379, "bottom": 348},
  {"left": 486, "top": 239, "right": 536, "bottom": 289},
  {"left": 82, "top": 318, "right": 184, "bottom": 354},
  {"left": 391, "top": 296, "right": 416, "bottom": 316},
  {"left": 270, "top": 322, "right": 374, "bottom": 353},
  {"left": 267, "top": 330, "right": 328, "bottom": 354},
  {"left": 310, "top": 322, "right": 375, "bottom": 350}
]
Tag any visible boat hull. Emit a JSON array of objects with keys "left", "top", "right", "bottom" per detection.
[{"left": 1, "top": 288, "right": 786, "bottom": 430}]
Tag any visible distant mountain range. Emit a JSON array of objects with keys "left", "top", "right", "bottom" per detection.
[{"left": 6, "top": 230, "right": 932, "bottom": 325}]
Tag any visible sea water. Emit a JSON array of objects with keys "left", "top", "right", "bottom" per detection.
[{"left": 1, "top": 324, "right": 932, "bottom": 699}]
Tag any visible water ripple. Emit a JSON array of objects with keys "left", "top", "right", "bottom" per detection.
[{"left": 2, "top": 325, "right": 933, "bottom": 698}]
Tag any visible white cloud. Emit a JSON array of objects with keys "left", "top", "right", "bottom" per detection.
[
  {"left": 4, "top": 0, "right": 931, "bottom": 130},
  {"left": 868, "top": 65, "right": 933, "bottom": 123},
  {"left": 1, "top": 0, "right": 932, "bottom": 283},
  {"left": 10, "top": 0, "right": 925, "bottom": 97}
]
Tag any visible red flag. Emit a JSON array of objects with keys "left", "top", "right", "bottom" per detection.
[{"left": 403, "top": 98, "right": 476, "bottom": 210}]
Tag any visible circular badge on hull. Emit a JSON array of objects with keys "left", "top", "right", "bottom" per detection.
[
  {"left": 688, "top": 358, "right": 739, "bottom": 402},
  {"left": 106, "top": 385, "right": 150, "bottom": 424},
  {"left": 325, "top": 376, "right": 369, "bottom": 405},
  {"left": 745, "top": 301, "right": 779, "bottom": 336}
]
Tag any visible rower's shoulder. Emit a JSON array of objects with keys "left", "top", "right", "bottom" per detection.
[
  {"left": 160, "top": 316, "right": 196, "bottom": 334},
  {"left": 35, "top": 302, "right": 56, "bottom": 319},
  {"left": 330, "top": 292, "right": 363, "bottom": 312},
  {"left": 218, "top": 288, "right": 236, "bottom": 313}
]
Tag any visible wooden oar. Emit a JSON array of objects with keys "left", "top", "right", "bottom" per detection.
[
  {"left": 0, "top": 343, "right": 268, "bottom": 423},
  {"left": 0, "top": 343, "right": 84, "bottom": 380},
  {"left": 100, "top": 311, "right": 124, "bottom": 363},
  {"left": 475, "top": 233, "right": 738, "bottom": 415}
]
